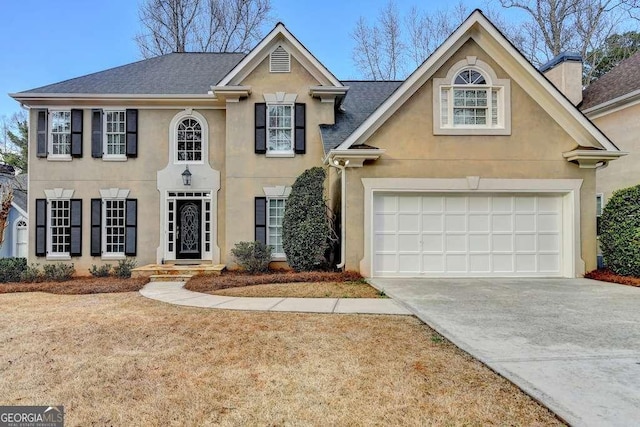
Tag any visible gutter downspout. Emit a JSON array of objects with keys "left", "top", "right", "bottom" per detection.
[{"left": 330, "top": 159, "right": 348, "bottom": 269}]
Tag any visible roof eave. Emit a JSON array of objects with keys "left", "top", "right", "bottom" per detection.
[
  {"left": 563, "top": 149, "right": 627, "bottom": 168},
  {"left": 325, "top": 148, "right": 385, "bottom": 168},
  {"left": 582, "top": 89, "right": 640, "bottom": 118}
]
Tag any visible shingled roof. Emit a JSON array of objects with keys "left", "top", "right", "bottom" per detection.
[
  {"left": 582, "top": 52, "right": 640, "bottom": 110},
  {"left": 17, "top": 53, "right": 246, "bottom": 95},
  {"left": 320, "top": 80, "right": 403, "bottom": 152},
  {"left": 0, "top": 173, "right": 27, "bottom": 212}
]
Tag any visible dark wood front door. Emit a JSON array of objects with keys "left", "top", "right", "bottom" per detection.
[{"left": 176, "top": 200, "right": 202, "bottom": 259}]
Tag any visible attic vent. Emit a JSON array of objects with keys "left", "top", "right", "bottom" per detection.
[{"left": 270, "top": 46, "right": 290, "bottom": 73}]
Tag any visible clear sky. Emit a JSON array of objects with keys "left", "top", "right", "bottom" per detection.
[{"left": 0, "top": 0, "right": 507, "bottom": 119}]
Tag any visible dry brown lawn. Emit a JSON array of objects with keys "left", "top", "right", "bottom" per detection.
[
  {"left": 0, "top": 292, "right": 562, "bottom": 426},
  {"left": 212, "top": 281, "right": 384, "bottom": 298}
]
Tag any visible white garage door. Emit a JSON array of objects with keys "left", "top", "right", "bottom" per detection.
[{"left": 373, "top": 194, "right": 563, "bottom": 277}]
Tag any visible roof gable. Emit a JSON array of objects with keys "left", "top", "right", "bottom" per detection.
[
  {"left": 333, "top": 9, "right": 618, "bottom": 153},
  {"left": 217, "top": 23, "right": 343, "bottom": 87}
]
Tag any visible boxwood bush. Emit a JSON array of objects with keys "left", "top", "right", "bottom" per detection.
[
  {"left": 231, "top": 241, "right": 272, "bottom": 273},
  {"left": 282, "top": 167, "right": 336, "bottom": 271},
  {"left": 0, "top": 257, "right": 27, "bottom": 283},
  {"left": 600, "top": 185, "right": 640, "bottom": 276}
]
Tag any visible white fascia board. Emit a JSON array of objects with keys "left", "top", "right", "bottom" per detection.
[
  {"left": 209, "top": 86, "right": 252, "bottom": 100},
  {"left": 11, "top": 93, "right": 217, "bottom": 103},
  {"left": 335, "top": 10, "right": 620, "bottom": 154},
  {"left": 10, "top": 202, "right": 27, "bottom": 218},
  {"left": 582, "top": 89, "right": 640, "bottom": 119},
  {"left": 217, "top": 23, "right": 343, "bottom": 87}
]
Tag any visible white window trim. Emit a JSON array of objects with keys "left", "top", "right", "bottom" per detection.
[
  {"left": 169, "top": 109, "right": 208, "bottom": 165},
  {"left": 103, "top": 109, "right": 127, "bottom": 161},
  {"left": 433, "top": 56, "right": 511, "bottom": 135},
  {"left": 13, "top": 216, "right": 28, "bottom": 258},
  {"left": 100, "top": 188, "right": 130, "bottom": 260},
  {"left": 44, "top": 188, "right": 74, "bottom": 260},
  {"left": 48, "top": 110, "right": 72, "bottom": 161},
  {"left": 263, "top": 185, "right": 292, "bottom": 260},
  {"left": 263, "top": 93, "right": 297, "bottom": 157},
  {"left": 596, "top": 193, "right": 604, "bottom": 217}
]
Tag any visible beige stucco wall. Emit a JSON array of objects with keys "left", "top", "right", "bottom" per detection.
[
  {"left": 543, "top": 61, "right": 583, "bottom": 106},
  {"left": 222, "top": 52, "right": 335, "bottom": 266},
  {"left": 27, "top": 107, "right": 227, "bottom": 273},
  {"left": 591, "top": 102, "right": 640, "bottom": 203},
  {"left": 341, "top": 40, "right": 597, "bottom": 275}
]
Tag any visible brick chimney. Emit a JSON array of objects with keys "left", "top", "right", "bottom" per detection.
[{"left": 540, "top": 52, "right": 583, "bottom": 106}]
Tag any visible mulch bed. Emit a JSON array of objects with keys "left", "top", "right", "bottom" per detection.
[
  {"left": 0, "top": 277, "right": 149, "bottom": 294},
  {"left": 185, "top": 270, "right": 364, "bottom": 293},
  {"left": 585, "top": 269, "right": 640, "bottom": 287}
]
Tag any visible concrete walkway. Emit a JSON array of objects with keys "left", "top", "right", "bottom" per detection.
[
  {"left": 369, "top": 278, "right": 640, "bottom": 427},
  {"left": 139, "top": 281, "right": 411, "bottom": 315}
]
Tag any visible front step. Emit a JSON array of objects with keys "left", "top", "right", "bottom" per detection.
[
  {"left": 132, "top": 263, "right": 226, "bottom": 279},
  {"left": 149, "top": 274, "right": 193, "bottom": 282}
]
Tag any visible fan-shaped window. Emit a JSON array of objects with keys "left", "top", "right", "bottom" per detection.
[
  {"left": 176, "top": 118, "right": 202, "bottom": 162},
  {"left": 434, "top": 58, "right": 511, "bottom": 135}
]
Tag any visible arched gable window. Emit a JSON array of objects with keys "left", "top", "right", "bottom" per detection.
[
  {"left": 176, "top": 117, "right": 203, "bottom": 162},
  {"left": 434, "top": 57, "right": 511, "bottom": 135}
]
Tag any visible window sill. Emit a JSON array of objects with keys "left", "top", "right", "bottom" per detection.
[
  {"left": 265, "top": 152, "right": 295, "bottom": 158},
  {"left": 434, "top": 126, "right": 510, "bottom": 136},
  {"left": 102, "top": 253, "right": 126, "bottom": 260},
  {"left": 47, "top": 155, "right": 72, "bottom": 161},
  {"left": 270, "top": 255, "right": 287, "bottom": 262},
  {"left": 46, "top": 254, "right": 71, "bottom": 261},
  {"left": 103, "top": 156, "right": 127, "bottom": 162}
]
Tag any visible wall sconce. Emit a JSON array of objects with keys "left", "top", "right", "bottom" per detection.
[{"left": 181, "top": 165, "right": 192, "bottom": 186}]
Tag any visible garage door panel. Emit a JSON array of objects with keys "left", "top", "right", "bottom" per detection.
[{"left": 373, "top": 194, "right": 563, "bottom": 277}]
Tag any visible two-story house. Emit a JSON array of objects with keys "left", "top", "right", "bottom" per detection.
[{"left": 10, "top": 10, "right": 623, "bottom": 278}]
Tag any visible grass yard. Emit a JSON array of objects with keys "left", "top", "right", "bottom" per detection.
[{"left": 0, "top": 292, "right": 562, "bottom": 426}]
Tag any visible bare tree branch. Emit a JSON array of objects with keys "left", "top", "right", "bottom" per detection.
[{"left": 136, "top": 0, "right": 273, "bottom": 58}]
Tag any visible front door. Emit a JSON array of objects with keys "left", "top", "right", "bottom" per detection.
[{"left": 176, "top": 200, "right": 202, "bottom": 259}]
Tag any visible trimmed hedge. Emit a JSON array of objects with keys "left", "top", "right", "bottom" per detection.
[
  {"left": 231, "top": 241, "right": 272, "bottom": 273},
  {"left": 0, "top": 257, "right": 27, "bottom": 283},
  {"left": 600, "top": 185, "right": 640, "bottom": 276},
  {"left": 282, "top": 167, "right": 336, "bottom": 271}
]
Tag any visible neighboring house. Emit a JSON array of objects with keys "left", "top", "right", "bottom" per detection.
[
  {"left": 10, "top": 10, "right": 624, "bottom": 278},
  {"left": 581, "top": 52, "right": 640, "bottom": 216},
  {"left": 0, "top": 166, "right": 28, "bottom": 258}
]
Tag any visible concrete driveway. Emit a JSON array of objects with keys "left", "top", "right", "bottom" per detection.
[{"left": 369, "top": 278, "right": 640, "bottom": 427}]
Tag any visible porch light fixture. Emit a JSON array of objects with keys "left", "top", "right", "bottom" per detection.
[{"left": 181, "top": 165, "right": 192, "bottom": 186}]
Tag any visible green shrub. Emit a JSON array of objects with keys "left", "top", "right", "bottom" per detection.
[
  {"left": 89, "top": 264, "right": 112, "bottom": 277},
  {"left": 20, "top": 263, "right": 44, "bottom": 282},
  {"left": 231, "top": 241, "right": 272, "bottom": 273},
  {"left": 0, "top": 257, "right": 27, "bottom": 283},
  {"left": 43, "top": 263, "right": 75, "bottom": 282},
  {"left": 282, "top": 167, "right": 337, "bottom": 271},
  {"left": 600, "top": 184, "right": 640, "bottom": 276},
  {"left": 113, "top": 258, "right": 137, "bottom": 278}
]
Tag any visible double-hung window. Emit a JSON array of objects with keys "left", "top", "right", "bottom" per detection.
[
  {"left": 103, "top": 199, "right": 127, "bottom": 257},
  {"left": 267, "top": 104, "right": 293, "bottom": 154},
  {"left": 267, "top": 197, "right": 286, "bottom": 257},
  {"left": 104, "top": 110, "right": 126, "bottom": 159},
  {"left": 48, "top": 199, "right": 71, "bottom": 257},
  {"left": 434, "top": 57, "right": 510, "bottom": 135},
  {"left": 50, "top": 111, "right": 71, "bottom": 156}
]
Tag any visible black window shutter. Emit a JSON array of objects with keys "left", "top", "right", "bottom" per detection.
[
  {"left": 35, "top": 199, "right": 47, "bottom": 256},
  {"left": 91, "top": 109, "right": 103, "bottom": 158},
  {"left": 91, "top": 199, "right": 102, "bottom": 256},
  {"left": 70, "top": 199, "right": 82, "bottom": 256},
  {"left": 36, "top": 110, "right": 48, "bottom": 158},
  {"left": 255, "top": 103, "right": 266, "bottom": 154},
  {"left": 70, "top": 109, "right": 83, "bottom": 158},
  {"left": 255, "top": 197, "right": 267, "bottom": 244},
  {"left": 125, "top": 199, "right": 137, "bottom": 256},
  {"left": 126, "top": 109, "right": 138, "bottom": 158},
  {"left": 294, "top": 103, "right": 306, "bottom": 154}
]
